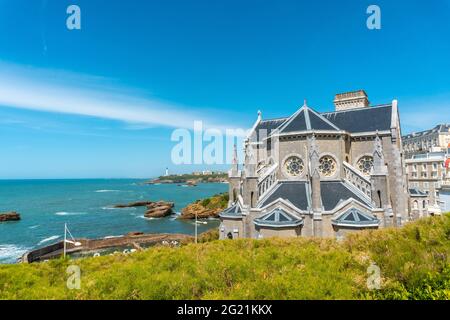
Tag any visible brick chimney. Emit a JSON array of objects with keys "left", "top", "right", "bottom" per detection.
[{"left": 334, "top": 90, "right": 369, "bottom": 111}]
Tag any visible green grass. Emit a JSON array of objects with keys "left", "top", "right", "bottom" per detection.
[{"left": 1, "top": 214, "right": 449, "bottom": 300}]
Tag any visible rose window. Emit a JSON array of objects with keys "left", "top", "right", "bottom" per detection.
[
  {"left": 319, "top": 156, "right": 337, "bottom": 177},
  {"left": 357, "top": 156, "right": 374, "bottom": 175},
  {"left": 284, "top": 156, "right": 304, "bottom": 177}
]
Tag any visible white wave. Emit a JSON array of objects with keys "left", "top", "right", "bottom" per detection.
[
  {"left": 37, "top": 235, "right": 61, "bottom": 245},
  {"left": 0, "top": 244, "right": 29, "bottom": 264},
  {"left": 94, "top": 189, "right": 121, "bottom": 193},
  {"left": 136, "top": 215, "right": 158, "bottom": 220},
  {"left": 102, "top": 206, "right": 136, "bottom": 211},
  {"left": 55, "top": 211, "right": 87, "bottom": 216},
  {"left": 103, "top": 235, "right": 123, "bottom": 239},
  {"left": 29, "top": 225, "right": 40, "bottom": 229}
]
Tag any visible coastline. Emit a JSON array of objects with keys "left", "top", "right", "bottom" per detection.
[{"left": 0, "top": 179, "right": 227, "bottom": 264}]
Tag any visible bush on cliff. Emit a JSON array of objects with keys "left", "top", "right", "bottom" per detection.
[
  {"left": 0, "top": 214, "right": 449, "bottom": 300},
  {"left": 179, "top": 193, "right": 229, "bottom": 219}
]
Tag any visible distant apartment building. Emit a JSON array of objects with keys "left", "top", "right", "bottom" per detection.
[
  {"left": 192, "top": 170, "right": 218, "bottom": 176},
  {"left": 405, "top": 151, "right": 450, "bottom": 216},
  {"left": 403, "top": 124, "right": 450, "bottom": 158}
]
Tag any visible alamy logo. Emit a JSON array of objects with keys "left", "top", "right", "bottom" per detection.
[
  {"left": 66, "top": 265, "right": 81, "bottom": 290},
  {"left": 366, "top": 5, "right": 381, "bottom": 30},
  {"left": 67, "top": 5, "right": 81, "bottom": 30},
  {"left": 367, "top": 262, "right": 381, "bottom": 290}
]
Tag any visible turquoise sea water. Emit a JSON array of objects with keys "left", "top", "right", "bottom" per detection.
[{"left": 0, "top": 179, "right": 228, "bottom": 264}]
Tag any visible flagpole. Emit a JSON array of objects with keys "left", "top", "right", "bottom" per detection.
[
  {"left": 63, "top": 223, "right": 67, "bottom": 259},
  {"left": 195, "top": 211, "right": 198, "bottom": 244}
]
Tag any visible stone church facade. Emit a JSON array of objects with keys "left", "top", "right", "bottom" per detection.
[{"left": 219, "top": 90, "right": 410, "bottom": 240}]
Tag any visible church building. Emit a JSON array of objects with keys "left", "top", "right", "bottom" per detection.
[{"left": 219, "top": 90, "right": 410, "bottom": 240}]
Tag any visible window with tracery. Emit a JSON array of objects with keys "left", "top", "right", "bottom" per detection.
[
  {"left": 357, "top": 156, "right": 374, "bottom": 175},
  {"left": 284, "top": 156, "right": 304, "bottom": 177},
  {"left": 319, "top": 156, "right": 337, "bottom": 177}
]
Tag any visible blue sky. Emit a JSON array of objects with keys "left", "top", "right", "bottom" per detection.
[{"left": 0, "top": 0, "right": 449, "bottom": 179}]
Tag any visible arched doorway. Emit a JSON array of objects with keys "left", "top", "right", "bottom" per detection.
[{"left": 227, "top": 232, "right": 233, "bottom": 239}]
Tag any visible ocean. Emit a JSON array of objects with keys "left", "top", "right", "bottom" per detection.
[{"left": 0, "top": 179, "right": 228, "bottom": 264}]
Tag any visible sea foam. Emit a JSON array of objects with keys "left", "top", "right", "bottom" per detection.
[
  {"left": 55, "top": 211, "right": 87, "bottom": 216},
  {"left": 0, "top": 244, "right": 29, "bottom": 264},
  {"left": 38, "top": 235, "right": 61, "bottom": 245}
]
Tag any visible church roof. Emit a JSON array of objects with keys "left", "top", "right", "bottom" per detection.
[
  {"left": 254, "top": 208, "right": 303, "bottom": 228},
  {"left": 322, "top": 104, "right": 393, "bottom": 133},
  {"left": 332, "top": 208, "right": 379, "bottom": 228},
  {"left": 219, "top": 203, "right": 243, "bottom": 219},
  {"left": 259, "top": 181, "right": 309, "bottom": 211},
  {"left": 253, "top": 104, "right": 393, "bottom": 141},
  {"left": 259, "top": 180, "right": 372, "bottom": 212},
  {"left": 279, "top": 106, "right": 340, "bottom": 133},
  {"left": 320, "top": 181, "right": 371, "bottom": 210},
  {"left": 254, "top": 118, "right": 287, "bottom": 140}
]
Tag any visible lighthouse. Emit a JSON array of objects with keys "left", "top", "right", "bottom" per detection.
[{"left": 165, "top": 167, "right": 169, "bottom": 177}]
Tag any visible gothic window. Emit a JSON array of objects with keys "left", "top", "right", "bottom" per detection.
[
  {"left": 284, "top": 156, "right": 304, "bottom": 177},
  {"left": 356, "top": 156, "right": 374, "bottom": 175},
  {"left": 319, "top": 156, "right": 337, "bottom": 177}
]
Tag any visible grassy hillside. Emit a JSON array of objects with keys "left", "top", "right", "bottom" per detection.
[{"left": 1, "top": 214, "right": 449, "bottom": 300}]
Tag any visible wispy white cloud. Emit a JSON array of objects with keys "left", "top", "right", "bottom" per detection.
[{"left": 0, "top": 61, "right": 241, "bottom": 132}]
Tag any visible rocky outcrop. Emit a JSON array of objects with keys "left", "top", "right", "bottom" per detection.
[
  {"left": 179, "top": 193, "right": 229, "bottom": 220},
  {"left": 144, "top": 201, "right": 175, "bottom": 218},
  {"left": 179, "top": 204, "right": 222, "bottom": 219},
  {"left": 113, "top": 201, "right": 154, "bottom": 208},
  {"left": 185, "top": 180, "right": 198, "bottom": 187},
  {"left": 0, "top": 212, "right": 21, "bottom": 222},
  {"left": 112, "top": 200, "right": 175, "bottom": 218}
]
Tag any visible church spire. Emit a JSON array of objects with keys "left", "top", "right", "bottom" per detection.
[
  {"left": 309, "top": 133, "right": 320, "bottom": 177},
  {"left": 308, "top": 133, "right": 322, "bottom": 213},
  {"left": 230, "top": 144, "right": 239, "bottom": 176}
]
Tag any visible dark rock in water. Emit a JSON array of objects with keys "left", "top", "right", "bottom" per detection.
[
  {"left": 126, "top": 231, "right": 144, "bottom": 237},
  {"left": 112, "top": 200, "right": 175, "bottom": 218},
  {"left": 0, "top": 212, "right": 21, "bottom": 222},
  {"left": 113, "top": 201, "right": 154, "bottom": 208},
  {"left": 145, "top": 201, "right": 175, "bottom": 218}
]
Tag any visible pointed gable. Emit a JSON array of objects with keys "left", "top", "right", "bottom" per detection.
[
  {"left": 332, "top": 208, "right": 379, "bottom": 227},
  {"left": 279, "top": 105, "right": 340, "bottom": 134},
  {"left": 254, "top": 208, "right": 303, "bottom": 227},
  {"left": 279, "top": 108, "right": 308, "bottom": 133}
]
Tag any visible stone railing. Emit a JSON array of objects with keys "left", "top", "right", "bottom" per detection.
[
  {"left": 343, "top": 161, "right": 372, "bottom": 198},
  {"left": 258, "top": 164, "right": 278, "bottom": 198}
]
